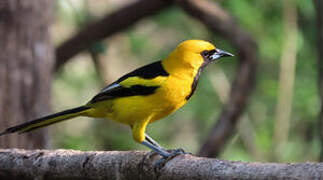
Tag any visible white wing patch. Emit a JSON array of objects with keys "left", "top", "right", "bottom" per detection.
[{"left": 100, "top": 83, "right": 121, "bottom": 93}]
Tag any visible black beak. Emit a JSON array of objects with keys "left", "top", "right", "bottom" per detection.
[{"left": 210, "top": 48, "right": 234, "bottom": 61}]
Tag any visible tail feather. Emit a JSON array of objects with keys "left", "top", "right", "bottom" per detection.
[{"left": 0, "top": 106, "right": 91, "bottom": 136}]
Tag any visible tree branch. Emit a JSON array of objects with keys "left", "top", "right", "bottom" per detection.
[
  {"left": 0, "top": 149, "right": 322, "bottom": 180},
  {"left": 55, "top": 0, "right": 171, "bottom": 71},
  {"left": 176, "top": 0, "right": 258, "bottom": 157}
]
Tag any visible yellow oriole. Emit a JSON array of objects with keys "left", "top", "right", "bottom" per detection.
[{"left": 0, "top": 40, "right": 233, "bottom": 158}]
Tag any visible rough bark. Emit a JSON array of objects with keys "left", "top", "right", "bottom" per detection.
[
  {"left": 314, "top": 0, "right": 323, "bottom": 161},
  {"left": 0, "top": 0, "right": 54, "bottom": 148},
  {"left": 0, "top": 149, "right": 322, "bottom": 180},
  {"left": 55, "top": 0, "right": 171, "bottom": 71},
  {"left": 176, "top": 0, "right": 258, "bottom": 157}
]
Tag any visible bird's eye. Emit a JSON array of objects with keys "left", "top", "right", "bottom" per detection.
[
  {"left": 201, "top": 49, "right": 216, "bottom": 57},
  {"left": 201, "top": 50, "right": 209, "bottom": 57}
]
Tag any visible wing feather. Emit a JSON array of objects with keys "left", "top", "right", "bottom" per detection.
[{"left": 88, "top": 61, "right": 169, "bottom": 104}]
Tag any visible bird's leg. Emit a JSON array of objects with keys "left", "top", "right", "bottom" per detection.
[
  {"left": 141, "top": 135, "right": 189, "bottom": 169},
  {"left": 133, "top": 122, "right": 186, "bottom": 168},
  {"left": 139, "top": 139, "right": 169, "bottom": 170},
  {"left": 142, "top": 135, "right": 189, "bottom": 158},
  {"left": 142, "top": 139, "right": 171, "bottom": 158},
  {"left": 132, "top": 121, "right": 170, "bottom": 157},
  {"left": 141, "top": 134, "right": 165, "bottom": 160},
  {"left": 145, "top": 134, "right": 163, "bottom": 149}
]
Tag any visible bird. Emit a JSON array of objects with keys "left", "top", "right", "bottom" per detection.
[{"left": 0, "top": 39, "right": 233, "bottom": 159}]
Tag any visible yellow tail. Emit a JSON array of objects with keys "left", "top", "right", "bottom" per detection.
[{"left": 0, "top": 106, "right": 91, "bottom": 135}]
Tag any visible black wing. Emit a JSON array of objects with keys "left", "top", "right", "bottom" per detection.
[
  {"left": 89, "top": 61, "right": 169, "bottom": 104},
  {"left": 116, "top": 61, "right": 169, "bottom": 83}
]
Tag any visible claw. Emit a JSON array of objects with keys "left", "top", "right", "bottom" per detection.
[
  {"left": 153, "top": 148, "right": 190, "bottom": 170},
  {"left": 141, "top": 140, "right": 190, "bottom": 170},
  {"left": 172, "top": 148, "right": 192, "bottom": 155}
]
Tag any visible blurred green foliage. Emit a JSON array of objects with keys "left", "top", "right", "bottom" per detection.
[{"left": 52, "top": 0, "right": 319, "bottom": 162}]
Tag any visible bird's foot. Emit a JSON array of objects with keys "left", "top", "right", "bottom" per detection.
[
  {"left": 154, "top": 148, "right": 190, "bottom": 170},
  {"left": 139, "top": 148, "right": 190, "bottom": 173}
]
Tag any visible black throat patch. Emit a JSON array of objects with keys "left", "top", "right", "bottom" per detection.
[{"left": 185, "top": 50, "right": 214, "bottom": 100}]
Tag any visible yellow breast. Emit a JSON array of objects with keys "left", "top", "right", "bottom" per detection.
[{"left": 106, "top": 72, "right": 194, "bottom": 126}]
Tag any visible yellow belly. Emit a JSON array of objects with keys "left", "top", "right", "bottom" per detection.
[
  {"left": 115, "top": 90, "right": 184, "bottom": 124},
  {"left": 86, "top": 73, "right": 193, "bottom": 131},
  {"left": 100, "top": 76, "right": 190, "bottom": 126}
]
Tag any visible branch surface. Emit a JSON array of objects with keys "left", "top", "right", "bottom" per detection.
[
  {"left": 55, "top": 0, "right": 171, "bottom": 71},
  {"left": 176, "top": 0, "right": 258, "bottom": 157},
  {"left": 0, "top": 149, "right": 322, "bottom": 180}
]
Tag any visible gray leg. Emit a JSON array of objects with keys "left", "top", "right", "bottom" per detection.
[
  {"left": 141, "top": 137, "right": 189, "bottom": 169},
  {"left": 141, "top": 140, "right": 171, "bottom": 158},
  {"left": 145, "top": 134, "right": 163, "bottom": 149}
]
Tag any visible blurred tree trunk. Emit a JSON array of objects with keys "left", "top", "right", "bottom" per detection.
[
  {"left": 0, "top": 0, "right": 54, "bottom": 148},
  {"left": 273, "top": 0, "right": 298, "bottom": 160},
  {"left": 314, "top": 0, "right": 323, "bottom": 161}
]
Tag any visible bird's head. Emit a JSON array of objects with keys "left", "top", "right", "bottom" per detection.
[{"left": 164, "top": 40, "right": 233, "bottom": 71}]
